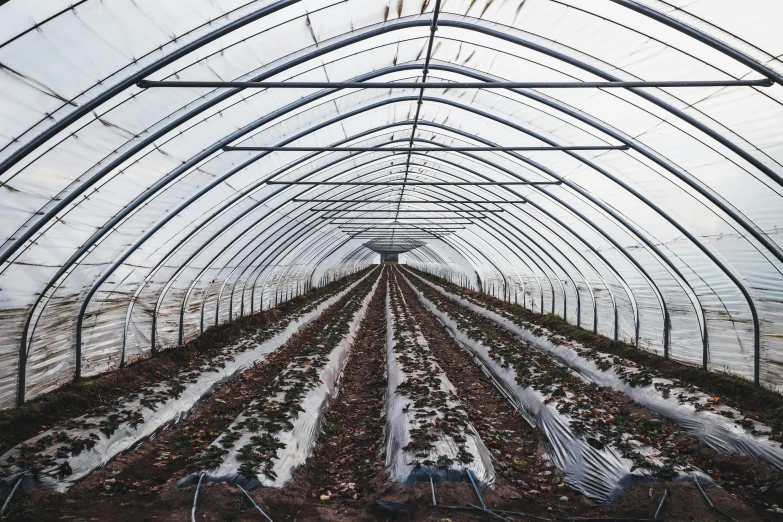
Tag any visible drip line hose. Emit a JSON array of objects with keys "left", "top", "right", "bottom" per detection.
[
  {"left": 693, "top": 473, "right": 739, "bottom": 522},
  {"left": 237, "top": 483, "right": 274, "bottom": 521},
  {"left": 1, "top": 477, "right": 22, "bottom": 515},
  {"left": 654, "top": 489, "right": 668, "bottom": 520},
  {"left": 465, "top": 467, "right": 485, "bottom": 508},
  {"left": 429, "top": 475, "right": 436, "bottom": 506},
  {"left": 469, "top": 503, "right": 513, "bottom": 522},
  {"left": 191, "top": 472, "right": 205, "bottom": 522}
]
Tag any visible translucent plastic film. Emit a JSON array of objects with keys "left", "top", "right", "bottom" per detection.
[
  {"left": 409, "top": 271, "right": 783, "bottom": 471},
  {"left": 0, "top": 273, "right": 370, "bottom": 492},
  {"left": 178, "top": 270, "right": 381, "bottom": 490},
  {"left": 402, "top": 271, "right": 703, "bottom": 503}
]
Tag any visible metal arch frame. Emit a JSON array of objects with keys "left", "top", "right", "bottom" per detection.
[
  {"left": 610, "top": 0, "right": 783, "bottom": 86},
  {"left": 2, "top": 13, "right": 780, "bottom": 282},
  {"left": 298, "top": 175, "right": 568, "bottom": 318},
  {"left": 198, "top": 149, "right": 600, "bottom": 330},
  {"left": 124, "top": 122, "right": 632, "bottom": 368},
  {"left": 33, "top": 79, "right": 712, "bottom": 368},
  {"left": 8, "top": 45, "right": 745, "bottom": 356},
  {"left": 23, "top": 89, "right": 656, "bottom": 394},
  {"left": 141, "top": 129, "right": 568, "bottom": 356},
  {"left": 11, "top": 13, "right": 780, "bottom": 403},
  {"left": 204, "top": 149, "right": 601, "bottom": 337},
  {"left": 35, "top": 72, "right": 760, "bottom": 382}
]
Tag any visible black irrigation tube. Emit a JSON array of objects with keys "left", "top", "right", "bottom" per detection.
[
  {"left": 12, "top": 9, "right": 779, "bottom": 403},
  {"left": 428, "top": 474, "right": 656, "bottom": 522}
]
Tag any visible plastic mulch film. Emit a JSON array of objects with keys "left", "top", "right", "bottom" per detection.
[
  {"left": 0, "top": 273, "right": 371, "bottom": 493},
  {"left": 384, "top": 276, "right": 495, "bottom": 488},
  {"left": 178, "top": 270, "right": 382, "bottom": 490},
  {"left": 400, "top": 271, "right": 704, "bottom": 503},
  {"left": 408, "top": 270, "right": 783, "bottom": 472}
]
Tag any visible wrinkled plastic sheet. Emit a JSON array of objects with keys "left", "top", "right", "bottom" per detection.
[
  {"left": 407, "top": 270, "right": 783, "bottom": 472},
  {"left": 0, "top": 274, "right": 372, "bottom": 493},
  {"left": 384, "top": 279, "right": 495, "bottom": 489},
  {"left": 179, "top": 273, "right": 382, "bottom": 490},
  {"left": 401, "top": 272, "right": 705, "bottom": 503}
]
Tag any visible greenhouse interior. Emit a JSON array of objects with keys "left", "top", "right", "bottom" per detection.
[{"left": 1, "top": 0, "right": 782, "bottom": 520}]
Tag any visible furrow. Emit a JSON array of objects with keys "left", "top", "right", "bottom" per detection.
[
  {"left": 178, "top": 270, "right": 382, "bottom": 489},
  {"left": 0, "top": 269, "right": 375, "bottom": 492}
]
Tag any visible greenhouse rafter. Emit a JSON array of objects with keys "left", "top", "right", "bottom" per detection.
[{"left": 0, "top": 0, "right": 781, "bottom": 412}]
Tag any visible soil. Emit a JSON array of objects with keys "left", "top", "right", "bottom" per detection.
[
  {"left": 0, "top": 270, "right": 378, "bottom": 521},
  {"left": 0, "top": 269, "right": 370, "bottom": 456},
  {"left": 405, "top": 268, "right": 783, "bottom": 429},
  {"left": 0, "top": 265, "right": 779, "bottom": 521},
  {"left": 405, "top": 266, "right": 783, "bottom": 514}
]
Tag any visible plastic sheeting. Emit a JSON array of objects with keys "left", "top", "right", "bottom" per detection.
[
  {"left": 401, "top": 271, "right": 703, "bottom": 503},
  {"left": 179, "top": 269, "right": 381, "bottom": 489},
  {"left": 407, "top": 269, "right": 783, "bottom": 471},
  {"left": 384, "top": 276, "right": 495, "bottom": 488},
  {"left": 0, "top": 272, "right": 370, "bottom": 493},
  {"left": 1, "top": 0, "right": 783, "bottom": 411}
]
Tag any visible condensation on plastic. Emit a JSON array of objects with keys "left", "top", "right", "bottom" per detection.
[
  {"left": 0, "top": 273, "right": 371, "bottom": 493},
  {"left": 400, "top": 271, "right": 707, "bottom": 503},
  {"left": 384, "top": 278, "right": 496, "bottom": 488},
  {"left": 408, "top": 270, "right": 783, "bottom": 472},
  {"left": 1, "top": 0, "right": 783, "bottom": 414},
  {"left": 178, "top": 270, "right": 382, "bottom": 490}
]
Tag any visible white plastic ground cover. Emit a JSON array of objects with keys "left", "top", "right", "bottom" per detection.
[
  {"left": 407, "top": 269, "right": 783, "bottom": 472},
  {"left": 178, "top": 270, "right": 382, "bottom": 489},
  {"left": 400, "top": 271, "right": 702, "bottom": 503},
  {"left": 0, "top": 272, "right": 373, "bottom": 493},
  {"left": 384, "top": 275, "right": 495, "bottom": 488}
]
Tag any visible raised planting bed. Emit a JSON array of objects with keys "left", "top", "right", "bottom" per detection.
[
  {"left": 0, "top": 270, "right": 375, "bottom": 493},
  {"left": 406, "top": 268, "right": 783, "bottom": 472},
  {"left": 401, "top": 270, "right": 703, "bottom": 503},
  {"left": 384, "top": 271, "right": 495, "bottom": 488},
  {"left": 178, "top": 269, "right": 382, "bottom": 489}
]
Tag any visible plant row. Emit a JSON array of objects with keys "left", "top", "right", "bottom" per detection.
[
  {"left": 401, "top": 270, "right": 698, "bottom": 502},
  {"left": 0, "top": 269, "right": 372, "bottom": 492},
  {"left": 384, "top": 271, "right": 495, "bottom": 487},
  {"left": 180, "top": 268, "right": 382, "bottom": 489},
  {"left": 406, "top": 268, "right": 783, "bottom": 471}
]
